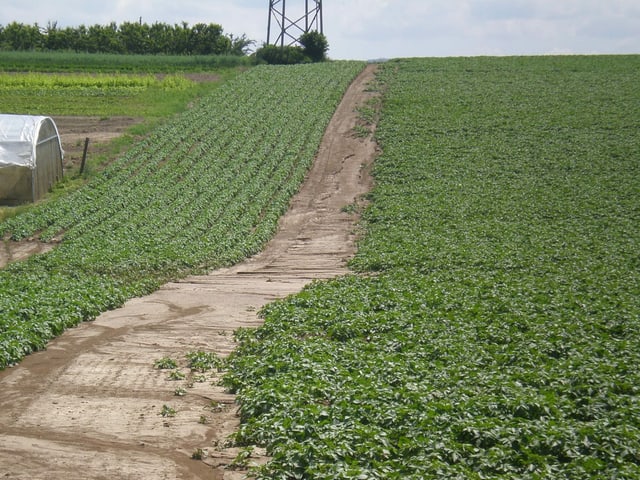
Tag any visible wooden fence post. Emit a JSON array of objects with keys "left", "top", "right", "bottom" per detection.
[{"left": 80, "top": 137, "right": 90, "bottom": 174}]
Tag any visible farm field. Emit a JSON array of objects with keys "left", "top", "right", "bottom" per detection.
[
  {"left": 224, "top": 56, "right": 640, "bottom": 478},
  {"left": 1, "top": 53, "right": 639, "bottom": 479},
  {"left": 0, "top": 60, "right": 365, "bottom": 368},
  {"left": 0, "top": 53, "right": 245, "bottom": 190},
  {"left": 0, "top": 50, "right": 251, "bottom": 73},
  {"left": 0, "top": 62, "right": 378, "bottom": 479},
  {"left": 0, "top": 69, "right": 231, "bottom": 119}
]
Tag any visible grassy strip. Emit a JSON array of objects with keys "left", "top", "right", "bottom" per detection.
[
  {"left": 0, "top": 70, "right": 238, "bottom": 117},
  {"left": 0, "top": 50, "right": 252, "bottom": 73},
  {"left": 224, "top": 56, "right": 640, "bottom": 478},
  {"left": 0, "top": 72, "right": 172, "bottom": 87},
  {"left": 0, "top": 61, "right": 365, "bottom": 368}
]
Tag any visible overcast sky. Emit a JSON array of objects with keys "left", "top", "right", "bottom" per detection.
[{"left": 2, "top": 0, "right": 639, "bottom": 60}]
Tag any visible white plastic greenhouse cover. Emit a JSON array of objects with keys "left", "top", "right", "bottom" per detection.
[{"left": 0, "top": 114, "right": 61, "bottom": 169}]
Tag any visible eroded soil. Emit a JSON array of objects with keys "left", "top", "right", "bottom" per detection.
[
  {"left": 0, "top": 64, "right": 379, "bottom": 479},
  {"left": 0, "top": 239, "right": 55, "bottom": 268}
]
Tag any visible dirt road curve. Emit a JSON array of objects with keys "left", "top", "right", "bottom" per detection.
[{"left": 0, "top": 64, "right": 378, "bottom": 479}]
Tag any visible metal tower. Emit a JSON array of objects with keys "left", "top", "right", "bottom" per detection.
[{"left": 267, "top": 0, "right": 323, "bottom": 48}]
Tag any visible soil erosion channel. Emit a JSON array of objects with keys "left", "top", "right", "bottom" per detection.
[{"left": 0, "top": 64, "right": 378, "bottom": 479}]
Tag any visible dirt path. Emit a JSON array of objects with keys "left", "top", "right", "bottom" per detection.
[{"left": 0, "top": 64, "right": 379, "bottom": 479}]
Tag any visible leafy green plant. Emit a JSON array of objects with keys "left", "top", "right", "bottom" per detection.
[
  {"left": 160, "top": 404, "right": 176, "bottom": 417},
  {"left": 229, "top": 446, "right": 255, "bottom": 469},
  {"left": 340, "top": 203, "right": 358, "bottom": 214},
  {"left": 353, "top": 95, "right": 382, "bottom": 138},
  {"left": 167, "top": 370, "right": 186, "bottom": 381},
  {"left": 224, "top": 56, "right": 640, "bottom": 479},
  {"left": 154, "top": 356, "right": 178, "bottom": 369},
  {"left": 352, "top": 124, "right": 370, "bottom": 138},
  {"left": 186, "top": 350, "right": 223, "bottom": 373}
]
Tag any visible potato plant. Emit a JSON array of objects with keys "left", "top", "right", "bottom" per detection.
[
  {"left": 224, "top": 56, "right": 640, "bottom": 479},
  {"left": 0, "top": 61, "right": 365, "bottom": 368}
]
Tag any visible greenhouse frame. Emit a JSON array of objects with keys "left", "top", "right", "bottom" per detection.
[{"left": 0, "top": 114, "right": 64, "bottom": 205}]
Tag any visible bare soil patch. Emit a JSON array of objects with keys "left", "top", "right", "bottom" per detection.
[
  {"left": 0, "top": 64, "right": 379, "bottom": 479},
  {"left": 53, "top": 115, "right": 144, "bottom": 171},
  {"left": 0, "top": 239, "right": 55, "bottom": 269}
]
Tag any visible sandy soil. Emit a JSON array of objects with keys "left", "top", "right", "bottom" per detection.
[{"left": 0, "top": 64, "right": 379, "bottom": 479}]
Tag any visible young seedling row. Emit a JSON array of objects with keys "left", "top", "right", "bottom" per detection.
[{"left": 0, "top": 61, "right": 365, "bottom": 368}]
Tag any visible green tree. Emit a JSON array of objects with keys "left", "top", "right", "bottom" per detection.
[
  {"left": 0, "top": 19, "right": 254, "bottom": 56},
  {"left": 72, "top": 25, "right": 90, "bottom": 53},
  {"left": 255, "top": 44, "right": 306, "bottom": 65},
  {"left": 86, "top": 23, "right": 122, "bottom": 53},
  {"left": 299, "top": 31, "right": 328, "bottom": 62},
  {"left": 119, "top": 21, "right": 149, "bottom": 54},
  {"left": 1, "top": 22, "right": 42, "bottom": 50},
  {"left": 43, "top": 22, "right": 71, "bottom": 51},
  {"left": 228, "top": 34, "right": 255, "bottom": 56},
  {"left": 148, "top": 22, "right": 172, "bottom": 54},
  {"left": 189, "top": 23, "right": 229, "bottom": 55},
  {"left": 171, "top": 21, "right": 191, "bottom": 55}
]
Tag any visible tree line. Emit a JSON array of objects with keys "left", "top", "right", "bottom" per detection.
[
  {"left": 255, "top": 31, "right": 329, "bottom": 64},
  {"left": 0, "top": 20, "right": 254, "bottom": 56}
]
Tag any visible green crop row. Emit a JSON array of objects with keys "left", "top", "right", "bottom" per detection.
[
  {"left": 0, "top": 60, "right": 365, "bottom": 368},
  {"left": 2, "top": 72, "right": 145, "bottom": 88},
  {"left": 224, "top": 56, "right": 640, "bottom": 479},
  {"left": 0, "top": 50, "right": 252, "bottom": 73},
  {"left": 0, "top": 71, "right": 217, "bottom": 117}
]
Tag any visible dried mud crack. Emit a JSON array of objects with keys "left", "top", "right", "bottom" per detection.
[{"left": 0, "top": 64, "right": 379, "bottom": 480}]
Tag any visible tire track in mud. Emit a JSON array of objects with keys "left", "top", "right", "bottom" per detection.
[{"left": 0, "top": 64, "right": 379, "bottom": 480}]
